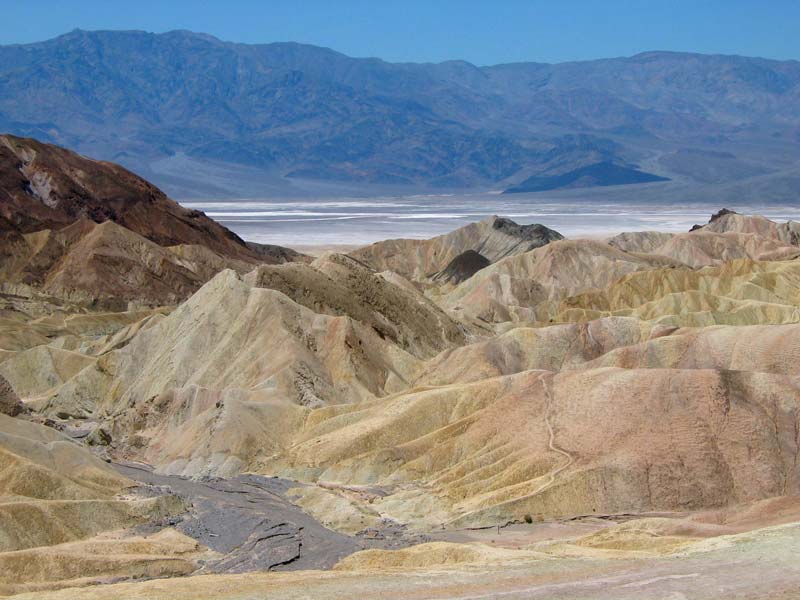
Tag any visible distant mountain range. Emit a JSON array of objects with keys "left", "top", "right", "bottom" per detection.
[{"left": 1, "top": 29, "right": 799, "bottom": 198}]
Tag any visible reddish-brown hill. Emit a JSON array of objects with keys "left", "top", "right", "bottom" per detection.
[{"left": 0, "top": 134, "right": 251, "bottom": 259}]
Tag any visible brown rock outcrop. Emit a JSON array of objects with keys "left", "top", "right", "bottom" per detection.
[
  {"left": 0, "top": 135, "right": 311, "bottom": 306},
  {"left": 0, "top": 134, "right": 249, "bottom": 259},
  {"left": 0, "top": 375, "right": 22, "bottom": 416}
]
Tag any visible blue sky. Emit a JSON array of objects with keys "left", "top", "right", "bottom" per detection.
[{"left": 0, "top": 0, "right": 797, "bottom": 64}]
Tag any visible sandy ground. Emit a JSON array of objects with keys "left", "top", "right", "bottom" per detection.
[
  {"left": 13, "top": 522, "right": 800, "bottom": 599},
  {"left": 291, "top": 244, "right": 362, "bottom": 257},
  {"left": 430, "top": 520, "right": 612, "bottom": 548}
]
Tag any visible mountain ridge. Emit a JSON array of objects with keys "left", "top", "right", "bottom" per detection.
[
  {"left": 41, "top": 29, "right": 800, "bottom": 67},
  {"left": 1, "top": 29, "right": 799, "bottom": 197}
]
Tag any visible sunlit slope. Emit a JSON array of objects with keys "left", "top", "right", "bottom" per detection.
[
  {"left": 442, "top": 228, "right": 800, "bottom": 328},
  {"left": 6, "top": 211, "right": 800, "bottom": 534},
  {"left": 270, "top": 367, "right": 799, "bottom": 527},
  {"left": 547, "top": 258, "right": 800, "bottom": 326},
  {"left": 0, "top": 415, "right": 196, "bottom": 595}
]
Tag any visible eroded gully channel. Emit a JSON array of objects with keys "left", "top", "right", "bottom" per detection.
[{"left": 114, "top": 462, "right": 427, "bottom": 574}]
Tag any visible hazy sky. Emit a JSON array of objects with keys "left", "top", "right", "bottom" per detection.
[{"left": 1, "top": 0, "right": 797, "bottom": 65}]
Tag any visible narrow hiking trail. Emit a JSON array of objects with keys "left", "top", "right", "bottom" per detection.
[
  {"left": 450, "top": 372, "right": 577, "bottom": 524},
  {"left": 536, "top": 373, "right": 576, "bottom": 495}
]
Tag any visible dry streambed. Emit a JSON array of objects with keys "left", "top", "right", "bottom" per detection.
[{"left": 114, "top": 462, "right": 427, "bottom": 573}]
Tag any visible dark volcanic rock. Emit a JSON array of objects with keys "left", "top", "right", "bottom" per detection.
[
  {"left": 489, "top": 217, "right": 565, "bottom": 251},
  {"left": 710, "top": 208, "right": 739, "bottom": 222},
  {"left": 0, "top": 375, "right": 23, "bottom": 417},
  {"left": 689, "top": 208, "right": 739, "bottom": 231},
  {"left": 433, "top": 250, "right": 491, "bottom": 284}
]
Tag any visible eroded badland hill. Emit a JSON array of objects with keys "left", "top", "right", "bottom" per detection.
[{"left": 1, "top": 139, "right": 800, "bottom": 598}]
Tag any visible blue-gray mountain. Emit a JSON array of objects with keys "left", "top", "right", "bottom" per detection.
[
  {"left": 1, "top": 29, "right": 799, "bottom": 197},
  {"left": 504, "top": 162, "right": 669, "bottom": 194}
]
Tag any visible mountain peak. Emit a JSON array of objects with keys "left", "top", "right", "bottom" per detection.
[{"left": 0, "top": 32, "right": 798, "bottom": 197}]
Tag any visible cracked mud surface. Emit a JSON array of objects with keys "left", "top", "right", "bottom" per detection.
[{"left": 115, "top": 463, "right": 424, "bottom": 573}]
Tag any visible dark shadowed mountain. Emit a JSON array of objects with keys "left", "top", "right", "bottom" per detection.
[
  {"left": 1, "top": 30, "right": 799, "bottom": 197},
  {"left": 504, "top": 161, "right": 669, "bottom": 193}
]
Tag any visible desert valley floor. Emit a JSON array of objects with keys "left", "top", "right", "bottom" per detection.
[{"left": 1, "top": 135, "right": 800, "bottom": 598}]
